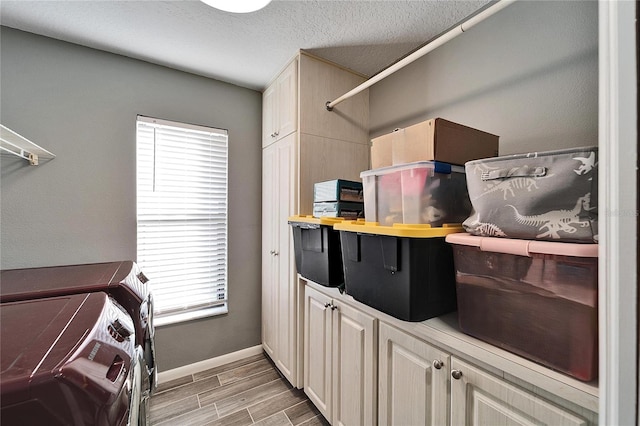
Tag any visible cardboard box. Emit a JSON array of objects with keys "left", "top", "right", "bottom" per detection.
[
  {"left": 371, "top": 118, "right": 499, "bottom": 167},
  {"left": 370, "top": 130, "right": 397, "bottom": 169}
]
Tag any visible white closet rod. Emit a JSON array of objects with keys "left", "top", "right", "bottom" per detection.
[{"left": 325, "top": 0, "right": 517, "bottom": 111}]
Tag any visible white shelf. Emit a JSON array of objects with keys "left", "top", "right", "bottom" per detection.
[{"left": 1, "top": 124, "right": 55, "bottom": 165}]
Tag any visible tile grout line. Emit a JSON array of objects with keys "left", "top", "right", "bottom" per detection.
[
  {"left": 245, "top": 388, "right": 293, "bottom": 421},
  {"left": 152, "top": 374, "right": 200, "bottom": 397},
  {"left": 151, "top": 397, "right": 219, "bottom": 426},
  {"left": 283, "top": 399, "right": 311, "bottom": 426},
  {"left": 216, "top": 361, "right": 274, "bottom": 386},
  {"left": 210, "top": 378, "right": 291, "bottom": 421},
  {"left": 158, "top": 354, "right": 267, "bottom": 390},
  {"left": 212, "top": 370, "right": 221, "bottom": 420},
  {"left": 150, "top": 393, "right": 198, "bottom": 413},
  {"left": 194, "top": 355, "right": 268, "bottom": 381},
  {"left": 155, "top": 364, "right": 274, "bottom": 411},
  {"left": 208, "top": 368, "right": 279, "bottom": 395}
]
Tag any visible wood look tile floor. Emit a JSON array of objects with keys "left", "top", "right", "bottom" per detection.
[{"left": 149, "top": 352, "right": 329, "bottom": 426}]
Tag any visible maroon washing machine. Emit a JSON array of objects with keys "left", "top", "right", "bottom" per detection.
[
  {"left": 0, "top": 261, "right": 157, "bottom": 395},
  {"left": 0, "top": 292, "right": 145, "bottom": 425}
]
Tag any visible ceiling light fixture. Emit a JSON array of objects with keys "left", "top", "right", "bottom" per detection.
[{"left": 200, "top": 0, "right": 272, "bottom": 13}]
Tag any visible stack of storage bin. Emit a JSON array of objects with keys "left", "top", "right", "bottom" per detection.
[
  {"left": 287, "top": 180, "right": 364, "bottom": 288},
  {"left": 335, "top": 118, "right": 499, "bottom": 322},
  {"left": 313, "top": 179, "right": 364, "bottom": 219},
  {"left": 446, "top": 146, "right": 599, "bottom": 381}
]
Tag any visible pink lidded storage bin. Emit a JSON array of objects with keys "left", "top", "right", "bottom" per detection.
[
  {"left": 361, "top": 161, "right": 470, "bottom": 226},
  {"left": 445, "top": 233, "right": 598, "bottom": 381}
]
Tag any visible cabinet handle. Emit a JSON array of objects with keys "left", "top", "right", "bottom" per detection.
[
  {"left": 323, "top": 303, "right": 338, "bottom": 311},
  {"left": 273, "top": 251, "right": 279, "bottom": 256},
  {"left": 274, "top": 131, "right": 279, "bottom": 136},
  {"left": 432, "top": 360, "right": 444, "bottom": 370},
  {"left": 451, "top": 370, "right": 463, "bottom": 380},
  {"left": 269, "top": 250, "right": 275, "bottom": 255}
]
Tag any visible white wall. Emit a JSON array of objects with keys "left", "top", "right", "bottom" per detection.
[{"left": 0, "top": 27, "right": 263, "bottom": 370}]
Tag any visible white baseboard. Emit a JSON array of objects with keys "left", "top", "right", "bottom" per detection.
[{"left": 157, "top": 344, "right": 264, "bottom": 384}]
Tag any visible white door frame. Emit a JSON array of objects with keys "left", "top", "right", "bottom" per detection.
[{"left": 598, "top": 1, "right": 638, "bottom": 424}]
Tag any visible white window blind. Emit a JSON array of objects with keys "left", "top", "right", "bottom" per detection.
[{"left": 136, "top": 115, "right": 228, "bottom": 325}]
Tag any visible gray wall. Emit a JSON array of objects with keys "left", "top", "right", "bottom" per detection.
[
  {"left": 0, "top": 27, "right": 263, "bottom": 371},
  {"left": 0, "top": 0, "right": 598, "bottom": 371},
  {"left": 369, "top": 0, "right": 598, "bottom": 155}
]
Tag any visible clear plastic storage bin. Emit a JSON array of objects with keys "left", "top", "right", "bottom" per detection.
[{"left": 361, "top": 161, "right": 470, "bottom": 226}]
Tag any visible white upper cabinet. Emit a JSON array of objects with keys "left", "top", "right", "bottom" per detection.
[{"left": 263, "top": 59, "right": 297, "bottom": 148}]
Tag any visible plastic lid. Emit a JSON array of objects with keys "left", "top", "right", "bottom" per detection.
[
  {"left": 288, "top": 215, "right": 347, "bottom": 227},
  {"left": 360, "top": 161, "right": 464, "bottom": 178},
  {"left": 465, "top": 146, "right": 598, "bottom": 166},
  {"left": 333, "top": 221, "right": 463, "bottom": 238},
  {"left": 445, "top": 233, "right": 598, "bottom": 258}
]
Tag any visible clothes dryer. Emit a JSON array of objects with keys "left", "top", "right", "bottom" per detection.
[
  {"left": 0, "top": 261, "right": 156, "bottom": 394},
  {"left": 0, "top": 292, "right": 146, "bottom": 425}
]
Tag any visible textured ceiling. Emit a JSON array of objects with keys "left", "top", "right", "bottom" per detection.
[{"left": 0, "top": 0, "right": 492, "bottom": 91}]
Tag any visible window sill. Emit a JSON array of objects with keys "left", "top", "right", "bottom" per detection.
[{"left": 154, "top": 304, "right": 228, "bottom": 327}]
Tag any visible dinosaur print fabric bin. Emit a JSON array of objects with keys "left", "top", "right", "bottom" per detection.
[{"left": 463, "top": 146, "right": 598, "bottom": 243}]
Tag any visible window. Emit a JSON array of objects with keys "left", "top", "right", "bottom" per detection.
[{"left": 136, "top": 115, "right": 228, "bottom": 326}]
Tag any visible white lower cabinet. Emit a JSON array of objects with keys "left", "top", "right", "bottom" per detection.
[
  {"left": 378, "top": 321, "right": 597, "bottom": 426},
  {"left": 450, "top": 358, "right": 593, "bottom": 426},
  {"left": 304, "top": 285, "right": 377, "bottom": 425},
  {"left": 378, "top": 322, "right": 450, "bottom": 426}
]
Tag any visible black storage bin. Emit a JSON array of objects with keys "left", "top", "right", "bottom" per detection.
[
  {"left": 289, "top": 216, "right": 345, "bottom": 287},
  {"left": 334, "top": 221, "right": 463, "bottom": 321}
]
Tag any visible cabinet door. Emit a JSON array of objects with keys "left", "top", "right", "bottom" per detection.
[
  {"left": 450, "top": 358, "right": 594, "bottom": 426},
  {"left": 262, "top": 134, "right": 298, "bottom": 386},
  {"left": 332, "top": 301, "right": 377, "bottom": 426},
  {"left": 298, "top": 53, "right": 368, "bottom": 144},
  {"left": 304, "top": 285, "right": 333, "bottom": 420},
  {"left": 262, "top": 83, "right": 277, "bottom": 148},
  {"left": 273, "top": 133, "right": 298, "bottom": 384},
  {"left": 276, "top": 59, "right": 297, "bottom": 141},
  {"left": 261, "top": 142, "right": 277, "bottom": 358},
  {"left": 378, "top": 322, "right": 450, "bottom": 426}
]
